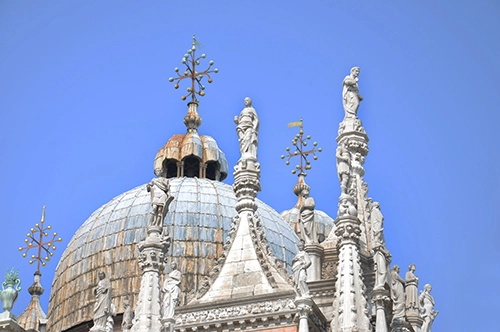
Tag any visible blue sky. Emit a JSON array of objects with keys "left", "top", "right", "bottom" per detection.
[{"left": 1, "top": 1, "right": 499, "bottom": 331}]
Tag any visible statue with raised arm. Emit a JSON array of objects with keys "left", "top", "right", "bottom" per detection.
[
  {"left": 420, "top": 284, "right": 438, "bottom": 332},
  {"left": 298, "top": 188, "right": 319, "bottom": 244},
  {"left": 390, "top": 265, "right": 406, "bottom": 321},
  {"left": 234, "top": 97, "right": 259, "bottom": 162},
  {"left": 292, "top": 241, "right": 312, "bottom": 298},
  {"left": 162, "top": 262, "right": 182, "bottom": 320},
  {"left": 146, "top": 177, "right": 173, "bottom": 227},
  {"left": 90, "top": 272, "right": 112, "bottom": 332},
  {"left": 342, "top": 67, "right": 363, "bottom": 119}
]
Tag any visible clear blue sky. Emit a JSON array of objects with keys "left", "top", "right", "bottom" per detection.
[{"left": 1, "top": 1, "right": 499, "bottom": 331}]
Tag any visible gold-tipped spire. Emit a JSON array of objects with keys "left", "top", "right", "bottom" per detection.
[
  {"left": 168, "top": 35, "right": 218, "bottom": 102},
  {"left": 18, "top": 206, "right": 62, "bottom": 273}
]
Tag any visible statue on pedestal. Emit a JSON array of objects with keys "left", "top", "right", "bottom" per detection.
[
  {"left": 390, "top": 265, "right": 406, "bottom": 321},
  {"left": 373, "top": 249, "right": 388, "bottom": 291},
  {"left": 292, "top": 241, "right": 311, "bottom": 298},
  {"left": 405, "top": 264, "right": 419, "bottom": 313},
  {"left": 370, "top": 202, "right": 385, "bottom": 246},
  {"left": 234, "top": 97, "right": 259, "bottom": 163},
  {"left": 342, "top": 67, "right": 363, "bottom": 119},
  {"left": 162, "top": 262, "right": 182, "bottom": 320},
  {"left": 90, "top": 272, "right": 112, "bottom": 332},
  {"left": 420, "top": 284, "right": 438, "bottom": 332},
  {"left": 146, "top": 177, "right": 173, "bottom": 227},
  {"left": 298, "top": 188, "right": 318, "bottom": 244}
]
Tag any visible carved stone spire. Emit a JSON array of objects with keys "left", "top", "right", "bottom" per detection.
[
  {"left": 17, "top": 272, "right": 47, "bottom": 332},
  {"left": 331, "top": 67, "right": 372, "bottom": 332},
  {"left": 193, "top": 97, "right": 292, "bottom": 304}
]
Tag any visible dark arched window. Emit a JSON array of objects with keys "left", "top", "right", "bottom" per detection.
[{"left": 183, "top": 156, "right": 200, "bottom": 178}]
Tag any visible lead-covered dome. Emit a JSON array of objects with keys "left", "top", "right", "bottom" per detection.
[{"left": 47, "top": 178, "right": 298, "bottom": 332}]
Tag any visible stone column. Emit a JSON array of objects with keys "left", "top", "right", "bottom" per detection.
[
  {"left": 131, "top": 226, "right": 170, "bottom": 332},
  {"left": 330, "top": 215, "right": 371, "bottom": 332},
  {"left": 304, "top": 244, "right": 323, "bottom": 281},
  {"left": 371, "top": 288, "right": 390, "bottom": 332},
  {"left": 294, "top": 298, "right": 313, "bottom": 332}
]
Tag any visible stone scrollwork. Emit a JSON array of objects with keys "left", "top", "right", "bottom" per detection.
[{"left": 175, "top": 299, "right": 296, "bottom": 325}]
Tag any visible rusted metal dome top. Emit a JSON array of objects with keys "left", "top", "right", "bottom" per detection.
[{"left": 47, "top": 178, "right": 298, "bottom": 332}]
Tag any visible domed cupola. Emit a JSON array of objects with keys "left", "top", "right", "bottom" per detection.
[{"left": 153, "top": 102, "right": 228, "bottom": 181}]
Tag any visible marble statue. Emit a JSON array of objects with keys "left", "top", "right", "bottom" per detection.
[
  {"left": 342, "top": 67, "right": 363, "bottom": 119},
  {"left": 351, "top": 152, "right": 365, "bottom": 177},
  {"left": 335, "top": 145, "right": 351, "bottom": 194},
  {"left": 162, "top": 262, "right": 182, "bottom": 320},
  {"left": 338, "top": 194, "right": 357, "bottom": 217},
  {"left": 292, "top": 241, "right": 311, "bottom": 298},
  {"left": 121, "top": 299, "right": 133, "bottom": 332},
  {"left": 90, "top": 272, "right": 112, "bottom": 332},
  {"left": 370, "top": 202, "right": 385, "bottom": 246},
  {"left": 405, "top": 264, "right": 419, "bottom": 313},
  {"left": 146, "top": 177, "right": 173, "bottom": 227},
  {"left": 420, "top": 284, "right": 438, "bottom": 332},
  {"left": 390, "top": 265, "right": 406, "bottom": 321},
  {"left": 298, "top": 188, "right": 318, "bottom": 244},
  {"left": 234, "top": 97, "right": 259, "bottom": 161},
  {"left": 373, "top": 250, "right": 388, "bottom": 291},
  {"left": 105, "top": 303, "right": 116, "bottom": 332}
]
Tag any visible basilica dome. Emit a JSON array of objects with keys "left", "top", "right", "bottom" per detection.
[{"left": 47, "top": 177, "right": 299, "bottom": 332}]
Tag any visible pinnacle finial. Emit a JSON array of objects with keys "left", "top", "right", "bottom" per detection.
[
  {"left": 168, "top": 35, "right": 218, "bottom": 102},
  {"left": 18, "top": 206, "right": 62, "bottom": 274},
  {"left": 281, "top": 119, "right": 322, "bottom": 177}
]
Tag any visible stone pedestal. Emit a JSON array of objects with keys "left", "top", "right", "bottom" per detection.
[
  {"left": 406, "top": 314, "right": 423, "bottom": 332},
  {"left": 294, "top": 297, "right": 313, "bottom": 332},
  {"left": 390, "top": 318, "right": 412, "bottom": 332},
  {"left": 0, "top": 315, "right": 23, "bottom": 332},
  {"left": 131, "top": 226, "right": 170, "bottom": 332},
  {"left": 304, "top": 244, "right": 323, "bottom": 282},
  {"left": 161, "top": 317, "right": 175, "bottom": 332},
  {"left": 371, "top": 288, "right": 391, "bottom": 332}
]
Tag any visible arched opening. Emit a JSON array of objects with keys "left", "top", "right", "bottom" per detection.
[
  {"left": 163, "top": 159, "right": 178, "bottom": 178},
  {"left": 205, "top": 161, "right": 220, "bottom": 181},
  {"left": 183, "top": 156, "right": 201, "bottom": 178}
]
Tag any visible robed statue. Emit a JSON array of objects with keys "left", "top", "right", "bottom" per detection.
[
  {"left": 162, "top": 262, "right": 182, "bottom": 320},
  {"left": 420, "top": 284, "right": 438, "bottom": 332},
  {"left": 292, "top": 241, "right": 311, "bottom": 298},
  {"left": 90, "top": 272, "right": 112, "bottom": 332},
  {"left": 342, "top": 67, "right": 363, "bottom": 119},
  {"left": 234, "top": 97, "right": 259, "bottom": 162}
]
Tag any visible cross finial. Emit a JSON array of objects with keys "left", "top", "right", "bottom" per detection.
[
  {"left": 281, "top": 119, "right": 322, "bottom": 176},
  {"left": 18, "top": 206, "right": 62, "bottom": 273},
  {"left": 168, "top": 35, "right": 218, "bottom": 102}
]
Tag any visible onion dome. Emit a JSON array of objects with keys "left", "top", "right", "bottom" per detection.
[
  {"left": 47, "top": 178, "right": 298, "bottom": 332},
  {"left": 153, "top": 102, "right": 228, "bottom": 181}
]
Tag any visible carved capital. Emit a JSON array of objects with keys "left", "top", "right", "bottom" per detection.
[{"left": 334, "top": 216, "right": 361, "bottom": 243}]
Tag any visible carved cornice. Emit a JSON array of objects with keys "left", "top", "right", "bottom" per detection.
[{"left": 175, "top": 298, "right": 297, "bottom": 329}]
